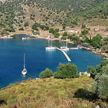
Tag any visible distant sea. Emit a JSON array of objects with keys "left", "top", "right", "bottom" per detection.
[{"left": 0, "top": 38, "right": 102, "bottom": 88}]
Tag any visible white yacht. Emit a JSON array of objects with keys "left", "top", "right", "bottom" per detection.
[
  {"left": 46, "top": 46, "right": 56, "bottom": 50},
  {"left": 60, "top": 41, "right": 69, "bottom": 51},
  {"left": 22, "top": 37, "right": 30, "bottom": 40},
  {"left": 22, "top": 54, "right": 27, "bottom": 77},
  {"left": 46, "top": 38, "right": 56, "bottom": 51}
]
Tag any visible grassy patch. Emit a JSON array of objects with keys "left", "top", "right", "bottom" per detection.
[{"left": 0, "top": 76, "right": 107, "bottom": 108}]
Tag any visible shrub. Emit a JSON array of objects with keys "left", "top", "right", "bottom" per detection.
[
  {"left": 39, "top": 68, "right": 53, "bottom": 78},
  {"left": 96, "top": 60, "right": 108, "bottom": 75},
  {"left": 53, "top": 32, "right": 60, "bottom": 38},
  {"left": 54, "top": 63, "right": 79, "bottom": 79},
  {"left": 32, "top": 23, "right": 40, "bottom": 30},
  {"left": 101, "top": 44, "right": 108, "bottom": 53},
  {"left": 49, "top": 28, "right": 60, "bottom": 38},
  {"left": 49, "top": 28, "right": 55, "bottom": 34},
  {"left": 63, "top": 32, "right": 68, "bottom": 37},
  {"left": 93, "top": 64, "right": 108, "bottom": 99},
  {"left": 90, "top": 34, "right": 102, "bottom": 48},
  {"left": 87, "top": 66, "right": 96, "bottom": 78},
  {"left": 19, "top": 27, "right": 24, "bottom": 31}
]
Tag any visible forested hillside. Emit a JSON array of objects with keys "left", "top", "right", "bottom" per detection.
[{"left": 0, "top": 0, "right": 108, "bottom": 35}]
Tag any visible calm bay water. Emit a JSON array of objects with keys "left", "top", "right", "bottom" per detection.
[{"left": 0, "top": 39, "right": 102, "bottom": 88}]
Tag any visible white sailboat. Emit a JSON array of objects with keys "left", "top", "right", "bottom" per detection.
[
  {"left": 46, "top": 38, "right": 56, "bottom": 51},
  {"left": 22, "top": 54, "right": 27, "bottom": 77},
  {"left": 60, "top": 40, "right": 69, "bottom": 51}
]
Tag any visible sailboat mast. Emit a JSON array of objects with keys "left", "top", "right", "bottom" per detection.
[
  {"left": 24, "top": 53, "right": 25, "bottom": 68},
  {"left": 66, "top": 39, "right": 68, "bottom": 48},
  {"left": 66, "top": 41, "right": 67, "bottom": 47},
  {"left": 51, "top": 39, "right": 52, "bottom": 47},
  {"left": 48, "top": 35, "right": 52, "bottom": 47}
]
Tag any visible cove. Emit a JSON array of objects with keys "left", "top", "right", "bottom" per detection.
[{"left": 0, "top": 39, "right": 102, "bottom": 88}]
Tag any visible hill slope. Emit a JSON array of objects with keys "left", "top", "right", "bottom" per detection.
[
  {"left": 0, "top": 76, "right": 108, "bottom": 108},
  {"left": 0, "top": 76, "right": 95, "bottom": 108},
  {"left": 0, "top": 0, "right": 108, "bottom": 35}
]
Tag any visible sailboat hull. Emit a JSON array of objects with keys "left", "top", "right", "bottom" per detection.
[
  {"left": 46, "top": 46, "right": 56, "bottom": 51},
  {"left": 22, "top": 68, "right": 27, "bottom": 76},
  {"left": 60, "top": 47, "right": 69, "bottom": 51}
]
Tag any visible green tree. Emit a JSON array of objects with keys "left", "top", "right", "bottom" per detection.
[
  {"left": 63, "top": 32, "right": 68, "bottom": 37},
  {"left": 39, "top": 68, "right": 53, "bottom": 78},
  {"left": 62, "top": 25, "right": 66, "bottom": 30},
  {"left": 87, "top": 66, "right": 96, "bottom": 78},
  {"left": 81, "top": 24, "right": 86, "bottom": 29},
  {"left": 19, "top": 27, "right": 24, "bottom": 31},
  {"left": 93, "top": 64, "right": 108, "bottom": 99},
  {"left": 49, "top": 28, "right": 60, "bottom": 38},
  {"left": 49, "top": 28, "right": 54, "bottom": 34},
  {"left": 32, "top": 23, "right": 40, "bottom": 30},
  {"left": 101, "top": 37, "right": 108, "bottom": 52},
  {"left": 40, "top": 25, "right": 49, "bottom": 30},
  {"left": 91, "top": 34, "right": 102, "bottom": 48},
  {"left": 71, "top": 35, "right": 80, "bottom": 44},
  {"left": 96, "top": 60, "right": 108, "bottom": 75},
  {"left": 53, "top": 32, "right": 60, "bottom": 38},
  {"left": 81, "top": 28, "right": 89, "bottom": 36},
  {"left": 101, "top": 44, "right": 108, "bottom": 53},
  {"left": 54, "top": 63, "right": 79, "bottom": 79},
  {"left": 55, "top": 29, "right": 59, "bottom": 32}
]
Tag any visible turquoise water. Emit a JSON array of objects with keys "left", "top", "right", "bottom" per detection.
[{"left": 0, "top": 39, "right": 102, "bottom": 88}]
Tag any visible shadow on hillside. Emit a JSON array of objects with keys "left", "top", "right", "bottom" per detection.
[
  {"left": 73, "top": 88, "right": 97, "bottom": 101},
  {"left": 0, "top": 99, "right": 7, "bottom": 105}
]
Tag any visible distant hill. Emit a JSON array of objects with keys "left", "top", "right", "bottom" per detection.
[
  {"left": 0, "top": 0, "right": 108, "bottom": 35},
  {"left": 22, "top": 0, "right": 108, "bottom": 17}
]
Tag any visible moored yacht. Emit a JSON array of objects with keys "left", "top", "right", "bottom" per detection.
[
  {"left": 46, "top": 46, "right": 56, "bottom": 50},
  {"left": 60, "top": 40, "right": 69, "bottom": 51},
  {"left": 60, "top": 46, "right": 69, "bottom": 51},
  {"left": 22, "top": 37, "right": 30, "bottom": 40},
  {"left": 22, "top": 54, "right": 27, "bottom": 77},
  {"left": 46, "top": 37, "right": 56, "bottom": 51}
]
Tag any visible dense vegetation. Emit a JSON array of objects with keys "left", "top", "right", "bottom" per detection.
[
  {"left": 28, "top": 0, "right": 108, "bottom": 17},
  {"left": 94, "top": 64, "right": 108, "bottom": 99},
  {"left": 39, "top": 68, "right": 53, "bottom": 78},
  {"left": 101, "top": 37, "right": 108, "bottom": 53},
  {"left": 0, "top": 0, "right": 108, "bottom": 35},
  {"left": 87, "top": 60, "right": 108, "bottom": 101},
  {"left": 54, "top": 64, "right": 79, "bottom": 78},
  {"left": 39, "top": 64, "right": 79, "bottom": 79}
]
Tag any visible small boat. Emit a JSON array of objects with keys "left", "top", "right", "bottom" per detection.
[{"left": 22, "top": 54, "right": 27, "bottom": 76}]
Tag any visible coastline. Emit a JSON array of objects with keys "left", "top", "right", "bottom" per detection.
[{"left": 0, "top": 32, "right": 108, "bottom": 60}]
